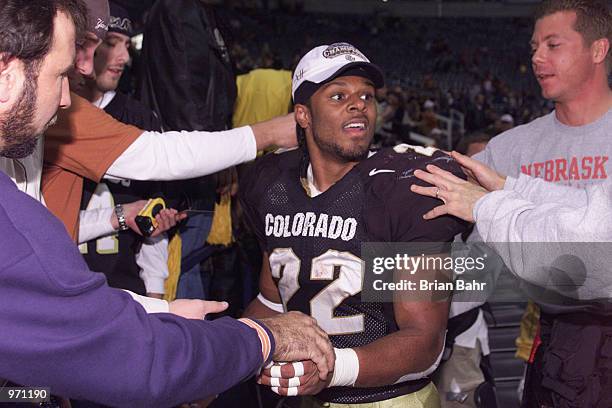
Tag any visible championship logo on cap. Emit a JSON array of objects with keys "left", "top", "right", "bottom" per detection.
[
  {"left": 322, "top": 43, "right": 367, "bottom": 60},
  {"left": 292, "top": 42, "right": 385, "bottom": 104}
]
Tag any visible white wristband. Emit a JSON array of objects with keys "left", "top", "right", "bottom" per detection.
[
  {"left": 257, "top": 293, "right": 285, "bottom": 313},
  {"left": 328, "top": 348, "right": 359, "bottom": 387}
]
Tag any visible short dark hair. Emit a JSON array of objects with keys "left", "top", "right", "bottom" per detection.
[
  {"left": 534, "top": 0, "right": 611, "bottom": 73},
  {"left": 0, "top": 0, "right": 87, "bottom": 73}
]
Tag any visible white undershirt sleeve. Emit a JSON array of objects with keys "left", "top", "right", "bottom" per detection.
[
  {"left": 123, "top": 290, "right": 170, "bottom": 313},
  {"left": 105, "top": 126, "right": 257, "bottom": 181},
  {"left": 136, "top": 235, "right": 169, "bottom": 295},
  {"left": 78, "top": 208, "right": 116, "bottom": 244}
]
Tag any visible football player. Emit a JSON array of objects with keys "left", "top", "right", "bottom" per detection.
[{"left": 241, "top": 43, "right": 468, "bottom": 407}]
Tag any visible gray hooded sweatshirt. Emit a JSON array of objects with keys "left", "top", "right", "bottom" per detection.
[{"left": 471, "top": 109, "right": 612, "bottom": 307}]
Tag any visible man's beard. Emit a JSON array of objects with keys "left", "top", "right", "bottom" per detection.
[
  {"left": 0, "top": 67, "right": 44, "bottom": 159},
  {"left": 312, "top": 129, "right": 371, "bottom": 163}
]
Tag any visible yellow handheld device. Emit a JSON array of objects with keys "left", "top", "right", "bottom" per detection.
[{"left": 135, "top": 198, "right": 166, "bottom": 236}]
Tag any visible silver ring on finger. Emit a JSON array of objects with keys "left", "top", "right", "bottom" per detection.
[{"left": 435, "top": 187, "right": 440, "bottom": 199}]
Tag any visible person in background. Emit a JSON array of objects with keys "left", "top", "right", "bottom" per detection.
[
  {"left": 76, "top": 1, "right": 171, "bottom": 300},
  {"left": 138, "top": 0, "right": 240, "bottom": 302}
]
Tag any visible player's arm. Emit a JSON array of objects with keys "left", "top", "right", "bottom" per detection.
[
  {"left": 350, "top": 156, "right": 459, "bottom": 386},
  {"left": 259, "top": 260, "right": 451, "bottom": 395},
  {"left": 243, "top": 252, "right": 284, "bottom": 318},
  {"left": 352, "top": 265, "right": 449, "bottom": 387},
  {"left": 310, "top": 269, "right": 449, "bottom": 389}
]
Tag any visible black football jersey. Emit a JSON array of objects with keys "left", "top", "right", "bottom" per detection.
[{"left": 241, "top": 146, "right": 468, "bottom": 404}]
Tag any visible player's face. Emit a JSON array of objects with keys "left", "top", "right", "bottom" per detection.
[
  {"left": 531, "top": 11, "right": 597, "bottom": 102},
  {"left": 304, "top": 75, "right": 376, "bottom": 163},
  {"left": 94, "top": 32, "right": 130, "bottom": 93},
  {"left": 0, "top": 11, "right": 74, "bottom": 158}
]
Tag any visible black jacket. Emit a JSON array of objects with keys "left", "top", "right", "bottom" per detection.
[{"left": 138, "top": 0, "right": 236, "bottom": 132}]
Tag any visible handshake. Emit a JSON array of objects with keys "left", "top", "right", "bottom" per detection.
[
  {"left": 257, "top": 312, "right": 336, "bottom": 397},
  {"left": 170, "top": 301, "right": 337, "bottom": 396}
]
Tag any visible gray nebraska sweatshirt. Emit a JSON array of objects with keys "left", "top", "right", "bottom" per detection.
[{"left": 471, "top": 109, "right": 612, "bottom": 304}]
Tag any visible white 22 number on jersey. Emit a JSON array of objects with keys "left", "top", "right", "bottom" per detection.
[{"left": 269, "top": 248, "right": 364, "bottom": 336}]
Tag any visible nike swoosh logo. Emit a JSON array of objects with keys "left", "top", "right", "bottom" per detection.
[{"left": 369, "top": 168, "right": 396, "bottom": 176}]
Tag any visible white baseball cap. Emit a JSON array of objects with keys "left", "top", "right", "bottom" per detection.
[
  {"left": 500, "top": 114, "right": 514, "bottom": 124},
  {"left": 292, "top": 42, "right": 384, "bottom": 104}
]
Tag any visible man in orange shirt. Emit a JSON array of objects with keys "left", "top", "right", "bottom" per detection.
[{"left": 42, "top": 0, "right": 297, "bottom": 241}]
